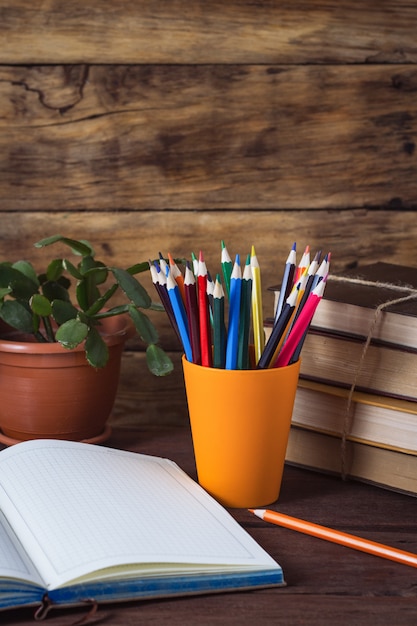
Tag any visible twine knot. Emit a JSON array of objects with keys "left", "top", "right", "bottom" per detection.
[{"left": 326, "top": 274, "right": 417, "bottom": 479}]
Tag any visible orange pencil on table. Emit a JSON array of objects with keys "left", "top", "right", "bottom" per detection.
[{"left": 249, "top": 509, "right": 417, "bottom": 569}]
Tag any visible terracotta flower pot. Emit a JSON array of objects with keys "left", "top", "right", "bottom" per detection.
[{"left": 0, "top": 316, "right": 134, "bottom": 445}]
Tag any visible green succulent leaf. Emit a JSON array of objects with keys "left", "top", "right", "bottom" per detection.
[
  {"left": 146, "top": 344, "right": 174, "bottom": 377},
  {"left": 57, "top": 275, "right": 71, "bottom": 290},
  {"left": 112, "top": 268, "right": 151, "bottom": 308},
  {"left": 0, "top": 264, "right": 39, "bottom": 299},
  {"left": 83, "top": 262, "right": 108, "bottom": 285},
  {"left": 12, "top": 261, "right": 39, "bottom": 286},
  {"left": 62, "top": 258, "right": 83, "bottom": 280},
  {"left": 41, "top": 280, "right": 71, "bottom": 303},
  {"left": 76, "top": 279, "right": 101, "bottom": 311},
  {"left": 85, "top": 326, "right": 109, "bottom": 368},
  {"left": 127, "top": 261, "right": 151, "bottom": 275},
  {"left": 55, "top": 318, "right": 89, "bottom": 349},
  {"left": 46, "top": 259, "right": 64, "bottom": 282},
  {"left": 51, "top": 300, "right": 78, "bottom": 325},
  {"left": 85, "top": 283, "right": 119, "bottom": 316},
  {"left": 30, "top": 294, "right": 52, "bottom": 317},
  {"left": 0, "top": 286, "right": 12, "bottom": 299},
  {"left": 79, "top": 255, "right": 97, "bottom": 275},
  {"left": 0, "top": 300, "right": 34, "bottom": 334},
  {"left": 128, "top": 305, "right": 158, "bottom": 344},
  {"left": 34, "top": 235, "right": 94, "bottom": 257}
]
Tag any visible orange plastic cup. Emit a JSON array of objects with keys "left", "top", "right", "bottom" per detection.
[{"left": 182, "top": 356, "right": 300, "bottom": 508}]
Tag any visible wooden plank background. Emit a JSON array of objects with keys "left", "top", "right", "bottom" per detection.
[{"left": 1, "top": 1, "right": 416, "bottom": 426}]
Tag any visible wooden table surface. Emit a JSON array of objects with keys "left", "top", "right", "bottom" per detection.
[{"left": 3, "top": 425, "right": 417, "bottom": 625}]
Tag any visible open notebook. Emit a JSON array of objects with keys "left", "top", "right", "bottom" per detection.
[{"left": 0, "top": 439, "right": 283, "bottom": 614}]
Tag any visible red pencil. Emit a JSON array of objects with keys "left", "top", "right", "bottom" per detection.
[
  {"left": 184, "top": 262, "right": 201, "bottom": 365},
  {"left": 273, "top": 279, "right": 326, "bottom": 367},
  {"left": 197, "top": 251, "right": 212, "bottom": 367}
]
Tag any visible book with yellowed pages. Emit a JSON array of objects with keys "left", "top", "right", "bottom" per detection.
[
  {"left": 0, "top": 439, "right": 283, "bottom": 614},
  {"left": 296, "top": 328, "right": 417, "bottom": 401},
  {"left": 286, "top": 426, "right": 417, "bottom": 497},
  {"left": 293, "top": 378, "right": 417, "bottom": 455}
]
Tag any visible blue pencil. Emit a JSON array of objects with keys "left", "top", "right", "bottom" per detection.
[
  {"left": 225, "top": 254, "right": 242, "bottom": 370},
  {"left": 237, "top": 254, "right": 253, "bottom": 370},
  {"left": 166, "top": 270, "right": 193, "bottom": 362}
]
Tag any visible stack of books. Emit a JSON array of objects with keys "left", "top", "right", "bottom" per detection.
[{"left": 267, "top": 262, "right": 417, "bottom": 496}]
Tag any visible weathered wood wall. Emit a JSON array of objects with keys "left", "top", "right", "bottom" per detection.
[{"left": 1, "top": 1, "right": 416, "bottom": 425}]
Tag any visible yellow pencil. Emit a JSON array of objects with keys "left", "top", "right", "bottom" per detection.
[
  {"left": 250, "top": 245, "right": 264, "bottom": 365},
  {"left": 249, "top": 509, "right": 417, "bottom": 569}
]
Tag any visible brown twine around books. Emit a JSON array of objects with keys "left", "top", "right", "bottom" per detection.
[{"left": 327, "top": 275, "right": 417, "bottom": 480}]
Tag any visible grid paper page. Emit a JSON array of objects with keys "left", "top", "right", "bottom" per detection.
[
  {"left": 0, "top": 511, "right": 42, "bottom": 585},
  {"left": 0, "top": 440, "right": 276, "bottom": 590}
]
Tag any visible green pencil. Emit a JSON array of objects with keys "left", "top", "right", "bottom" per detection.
[
  {"left": 213, "top": 274, "right": 226, "bottom": 368},
  {"left": 221, "top": 240, "right": 233, "bottom": 298}
]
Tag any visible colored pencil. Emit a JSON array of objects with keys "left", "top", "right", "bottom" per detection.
[
  {"left": 293, "top": 271, "right": 309, "bottom": 313},
  {"left": 257, "top": 287, "right": 298, "bottom": 369},
  {"left": 221, "top": 241, "right": 233, "bottom": 297},
  {"left": 249, "top": 509, "right": 417, "bottom": 569},
  {"left": 166, "top": 270, "right": 193, "bottom": 362},
  {"left": 237, "top": 254, "right": 253, "bottom": 370},
  {"left": 197, "top": 251, "right": 212, "bottom": 367},
  {"left": 274, "top": 242, "right": 296, "bottom": 323},
  {"left": 289, "top": 252, "right": 330, "bottom": 364},
  {"left": 225, "top": 254, "right": 242, "bottom": 370},
  {"left": 149, "top": 261, "right": 182, "bottom": 343},
  {"left": 168, "top": 252, "right": 186, "bottom": 303},
  {"left": 293, "top": 244, "right": 310, "bottom": 285},
  {"left": 191, "top": 251, "right": 199, "bottom": 277},
  {"left": 213, "top": 275, "right": 226, "bottom": 369},
  {"left": 184, "top": 262, "right": 201, "bottom": 365},
  {"left": 311, "top": 252, "right": 330, "bottom": 290},
  {"left": 158, "top": 252, "right": 169, "bottom": 276},
  {"left": 250, "top": 245, "right": 264, "bottom": 365},
  {"left": 289, "top": 257, "right": 316, "bottom": 331},
  {"left": 273, "top": 279, "right": 326, "bottom": 367},
  {"left": 206, "top": 270, "right": 215, "bottom": 324}
]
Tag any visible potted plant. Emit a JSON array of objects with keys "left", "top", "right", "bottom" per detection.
[{"left": 0, "top": 234, "right": 173, "bottom": 444}]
